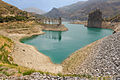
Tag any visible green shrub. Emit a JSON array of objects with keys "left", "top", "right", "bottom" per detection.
[
  {"left": 23, "top": 69, "right": 36, "bottom": 76},
  {"left": 0, "top": 16, "right": 28, "bottom": 23},
  {"left": 15, "top": 16, "right": 27, "bottom": 21},
  {"left": 57, "top": 73, "right": 63, "bottom": 77},
  {"left": 12, "top": 63, "right": 18, "bottom": 66},
  {"left": 0, "top": 36, "right": 13, "bottom": 64},
  {"left": 2, "top": 71, "right": 10, "bottom": 76}
]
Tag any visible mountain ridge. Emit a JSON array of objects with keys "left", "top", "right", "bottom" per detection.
[
  {"left": 44, "top": 0, "right": 120, "bottom": 20},
  {"left": 23, "top": 7, "right": 46, "bottom": 15}
]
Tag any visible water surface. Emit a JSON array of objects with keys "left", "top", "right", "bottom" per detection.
[{"left": 21, "top": 22, "right": 113, "bottom": 64}]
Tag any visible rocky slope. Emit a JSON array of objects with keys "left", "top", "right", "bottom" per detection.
[
  {"left": 0, "top": 0, "right": 29, "bottom": 17},
  {"left": 0, "top": 72, "right": 92, "bottom": 80},
  {"left": 45, "top": 0, "right": 120, "bottom": 20},
  {"left": 62, "top": 25, "right": 120, "bottom": 76}
]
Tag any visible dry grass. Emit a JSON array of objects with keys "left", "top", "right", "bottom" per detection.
[
  {"left": 0, "top": 0, "right": 29, "bottom": 17},
  {"left": 0, "top": 35, "right": 35, "bottom": 76},
  {"left": 0, "top": 35, "right": 14, "bottom": 64}
]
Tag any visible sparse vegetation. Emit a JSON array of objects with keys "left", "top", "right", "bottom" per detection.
[
  {"left": 0, "top": 16, "right": 29, "bottom": 23},
  {"left": 23, "top": 69, "right": 36, "bottom": 76},
  {"left": 0, "top": 0, "right": 30, "bottom": 17},
  {"left": 0, "top": 35, "right": 14, "bottom": 64}
]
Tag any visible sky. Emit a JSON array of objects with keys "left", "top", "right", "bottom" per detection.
[{"left": 3, "top": 0, "right": 87, "bottom": 12}]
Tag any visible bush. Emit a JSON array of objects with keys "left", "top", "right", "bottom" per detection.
[
  {"left": 23, "top": 69, "right": 36, "bottom": 76},
  {"left": 0, "top": 16, "right": 4, "bottom": 23},
  {"left": 15, "top": 16, "right": 28, "bottom": 21}
]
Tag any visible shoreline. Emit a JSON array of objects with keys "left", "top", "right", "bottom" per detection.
[
  {"left": 18, "top": 32, "right": 58, "bottom": 65},
  {"left": 62, "top": 22, "right": 120, "bottom": 76},
  {"left": 42, "top": 24, "right": 68, "bottom": 31},
  {"left": 70, "top": 21, "right": 120, "bottom": 31},
  {"left": 11, "top": 31, "right": 63, "bottom": 74},
  {"left": 0, "top": 25, "right": 64, "bottom": 73},
  {"left": 10, "top": 23, "right": 116, "bottom": 74},
  {"left": 0, "top": 21, "right": 119, "bottom": 75}
]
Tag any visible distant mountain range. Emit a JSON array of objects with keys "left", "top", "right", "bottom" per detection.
[
  {"left": 44, "top": 0, "right": 120, "bottom": 21},
  {"left": 23, "top": 7, "right": 46, "bottom": 15}
]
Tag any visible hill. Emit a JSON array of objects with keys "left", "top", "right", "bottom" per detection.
[
  {"left": 23, "top": 7, "right": 46, "bottom": 15},
  {"left": 0, "top": 0, "right": 29, "bottom": 17},
  {"left": 44, "top": 0, "right": 120, "bottom": 20}
]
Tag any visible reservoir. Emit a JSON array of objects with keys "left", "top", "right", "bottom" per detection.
[{"left": 21, "top": 22, "right": 113, "bottom": 64}]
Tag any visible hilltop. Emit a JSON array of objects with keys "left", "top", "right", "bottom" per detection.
[
  {"left": 0, "top": 0, "right": 29, "bottom": 17},
  {"left": 23, "top": 7, "right": 46, "bottom": 15}
]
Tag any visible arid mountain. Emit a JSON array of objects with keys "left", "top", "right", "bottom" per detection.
[
  {"left": 44, "top": 0, "right": 120, "bottom": 20},
  {"left": 0, "top": 0, "right": 29, "bottom": 17},
  {"left": 23, "top": 7, "right": 46, "bottom": 15},
  {"left": 44, "top": 8, "right": 65, "bottom": 18}
]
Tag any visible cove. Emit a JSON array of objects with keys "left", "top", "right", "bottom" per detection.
[{"left": 21, "top": 22, "right": 113, "bottom": 64}]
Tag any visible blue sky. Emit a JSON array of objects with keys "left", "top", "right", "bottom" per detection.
[{"left": 3, "top": 0, "right": 87, "bottom": 12}]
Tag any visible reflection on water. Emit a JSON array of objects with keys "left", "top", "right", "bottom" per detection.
[
  {"left": 20, "top": 35, "right": 39, "bottom": 43},
  {"left": 40, "top": 31, "right": 62, "bottom": 41},
  {"left": 87, "top": 27, "right": 102, "bottom": 32}
]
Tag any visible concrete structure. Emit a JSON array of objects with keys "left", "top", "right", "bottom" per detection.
[{"left": 87, "top": 9, "right": 103, "bottom": 28}]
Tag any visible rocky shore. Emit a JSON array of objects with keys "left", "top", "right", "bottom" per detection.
[
  {"left": 0, "top": 72, "right": 92, "bottom": 80},
  {"left": 62, "top": 24, "right": 120, "bottom": 77}
]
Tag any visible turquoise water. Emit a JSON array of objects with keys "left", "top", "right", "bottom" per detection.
[{"left": 21, "top": 22, "right": 113, "bottom": 64}]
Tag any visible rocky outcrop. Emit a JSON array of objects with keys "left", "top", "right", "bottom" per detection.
[{"left": 87, "top": 9, "right": 102, "bottom": 28}]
